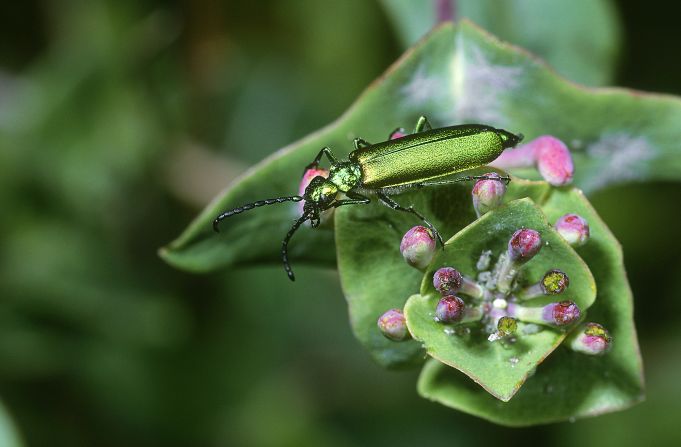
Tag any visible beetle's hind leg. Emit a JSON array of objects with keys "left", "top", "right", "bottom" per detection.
[
  {"left": 376, "top": 192, "right": 444, "bottom": 247},
  {"left": 413, "top": 174, "right": 511, "bottom": 188}
]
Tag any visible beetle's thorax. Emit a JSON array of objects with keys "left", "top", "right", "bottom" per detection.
[{"left": 328, "top": 162, "right": 361, "bottom": 192}]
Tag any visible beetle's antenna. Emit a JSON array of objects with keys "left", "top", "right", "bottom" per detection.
[
  {"left": 213, "top": 196, "right": 304, "bottom": 232},
  {"left": 282, "top": 211, "right": 311, "bottom": 282}
]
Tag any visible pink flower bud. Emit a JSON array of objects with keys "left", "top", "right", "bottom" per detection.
[
  {"left": 542, "top": 300, "right": 581, "bottom": 326},
  {"left": 400, "top": 226, "right": 436, "bottom": 269},
  {"left": 390, "top": 129, "right": 407, "bottom": 140},
  {"left": 435, "top": 295, "right": 465, "bottom": 324},
  {"left": 508, "top": 229, "right": 542, "bottom": 264},
  {"left": 472, "top": 172, "right": 507, "bottom": 217},
  {"left": 555, "top": 214, "right": 590, "bottom": 247},
  {"left": 508, "top": 299, "right": 580, "bottom": 327},
  {"left": 377, "top": 309, "right": 409, "bottom": 341},
  {"left": 533, "top": 136, "right": 574, "bottom": 186},
  {"left": 433, "top": 267, "right": 463, "bottom": 295},
  {"left": 568, "top": 322, "right": 612, "bottom": 355}
]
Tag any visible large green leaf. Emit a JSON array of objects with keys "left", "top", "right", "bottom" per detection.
[
  {"left": 380, "top": 0, "right": 621, "bottom": 86},
  {"left": 404, "top": 199, "right": 596, "bottom": 401},
  {"left": 335, "top": 177, "right": 557, "bottom": 369},
  {"left": 163, "top": 20, "right": 681, "bottom": 273},
  {"left": 0, "top": 400, "right": 23, "bottom": 447},
  {"left": 417, "top": 188, "right": 644, "bottom": 425}
]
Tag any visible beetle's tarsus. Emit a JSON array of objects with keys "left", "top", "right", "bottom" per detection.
[
  {"left": 431, "top": 227, "right": 445, "bottom": 248},
  {"left": 353, "top": 138, "right": 371, "bottom": 150},
  {"left": 377, "top": 192, "right": 444, "bottom": 247},
  {"left": 414, "top": 116, "right": 432, "bottom": 133}
]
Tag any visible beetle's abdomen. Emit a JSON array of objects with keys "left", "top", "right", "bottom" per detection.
[{"left": 351, "top": 125, "right": 514, "bottom": 189}]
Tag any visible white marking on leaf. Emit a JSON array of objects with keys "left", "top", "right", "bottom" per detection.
[
  {"left": 449, "top": 36, "right": 523, "bottom": 123},
  {"left": 401, "top": 65, "right": 446, "bottom": 107},
  {"left": 583, "top": 133, "right": 654, "bottom": 190}
]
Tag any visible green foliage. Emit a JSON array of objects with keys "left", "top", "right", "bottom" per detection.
[
  {"left": 335, "top": 173, "right": 478, "bottom": 368},
  {"left": 161, "top": 19, "right": 658, "bottom": 424},
  {"left": 418, "top": 189, "right": 643, "bottom": 425},
  {"left": 336, "top": 168, "right": 643, "bottom": 424},
  {"left": 5, "top": 0, "right": 680, "bottom": 443},
  {"left": 0, "top": 401, "right": 22, "bottom": 447},
  {"left": 164, "top": 20, "right": 681, "bottom": 274},
  {"left": 406, "top": 199, "right": 596, "bottom": 401},
  {"left": 380, "top": 0, "right": 621, "bottom": 86}
]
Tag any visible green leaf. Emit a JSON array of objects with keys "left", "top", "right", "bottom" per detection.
[
  {"left": 335, "top": 175, "right": 554, "bottom": 369},
  {"left": 417, "top": 188, "right": 644, "bottom": 425},
  {"left": 404, "top": 198, "right": 596, "bottom": 401},
  {"left": 0, "top": 400, "right": 23, "bottom": 447},
  {"left": 380, "top": 0, "right": 621, "bottom": 86},
  {"left": 163, "top": 20, "right": 681, "bottom": 272},
  {"left": 335, "top": 178, "right": 476, "bottom": 368}
]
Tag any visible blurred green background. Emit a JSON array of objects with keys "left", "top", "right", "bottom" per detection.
[{"left": 1, "top": 1, "right": 681, "bottom": 446}]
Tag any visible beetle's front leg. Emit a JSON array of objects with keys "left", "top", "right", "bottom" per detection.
[
  {"left": 376, "top": 192, "right": 444, "bottom": 247},
  {"left": 303, "top": 147, "right": 338, "bottom": 176},
  {"left": 309, "top": 210, "right": 321, "bottom": 228},
  {"left": 413, "top": 116, "right": 432, "bottom": 133}
]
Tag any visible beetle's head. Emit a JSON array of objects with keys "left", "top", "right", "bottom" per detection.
[
  {"left": 303, "top": 176, "right": 338, "bottom": 212},
  {"left": 328, "top": 162, "right": 362, "bottom": 192},
  {"left": 498, "top": 129, "right": 524, "bottom": 148}
]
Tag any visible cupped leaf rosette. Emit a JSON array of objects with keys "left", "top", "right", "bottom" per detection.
[
  {"left": 404, "top": 199, "right": 596, "bottom": 402},
  {"left": 336, "top": 177, "right": 643, "bottom": 425}
]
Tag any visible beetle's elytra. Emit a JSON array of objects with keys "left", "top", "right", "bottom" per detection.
[{"left": 214, "top": 116, "right": 523, "bottom": 281}]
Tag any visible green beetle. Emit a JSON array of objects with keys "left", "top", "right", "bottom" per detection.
[{"left": 214, "top": 116, "right": 523, "bottom": 281}]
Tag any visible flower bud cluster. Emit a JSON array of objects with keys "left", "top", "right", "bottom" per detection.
[
  {"left": 390, "top": 212, "right": 608, "bottom": 355},
  {"left": 380, "top": 138, "right": 605, "bottom": 354}
]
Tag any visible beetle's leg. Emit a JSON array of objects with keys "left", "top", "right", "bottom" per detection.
[
  {"left": 353, "top": 138, "right": 372, "bottom": 150},
  {"left": 303, "top": 147, "right": 338, "bottom": 176},
  {"left": 388, "top": 127, "right": 407, "bottom": 139},
  {"left": 413, "top": 116, "right": 432, "bottom": 133},
  {"left": 331, "top": 191, "right": 371, "bottom": 208},
  {"left": 309, "top": 210, "right": 321, "bottom": 228},
  {"left": 377, "top": 192, "right": 444, "bottom": 247},
  {"left": 281, "top": 211, "right": 312, "bottom": 281},
  {"left": 411, "top": 174, "right": 511, "bottom": 189}
]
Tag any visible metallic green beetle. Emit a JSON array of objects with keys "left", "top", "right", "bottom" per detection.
[{"left": 214, "top": 116, "right": 523, "bottom": 281}]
